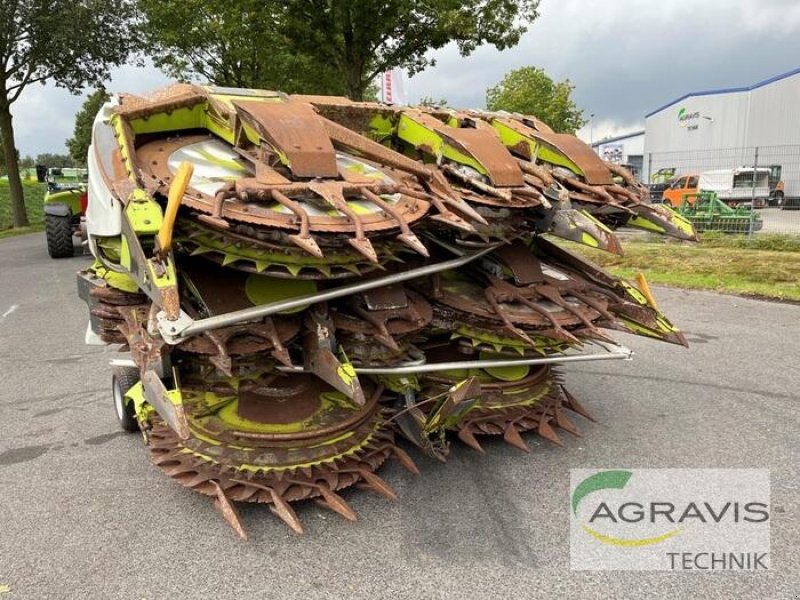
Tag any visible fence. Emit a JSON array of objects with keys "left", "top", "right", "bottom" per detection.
[{"left": 643, "top": 145, "right": 800, "bottom": 236}]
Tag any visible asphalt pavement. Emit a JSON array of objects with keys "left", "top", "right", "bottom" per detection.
[{"left": 0, "top": 232, "right": 797, "bottom": 599}]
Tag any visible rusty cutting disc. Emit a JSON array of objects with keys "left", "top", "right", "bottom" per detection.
[{"left": 147, "top": 374, "right": 403, "bottom": 510}]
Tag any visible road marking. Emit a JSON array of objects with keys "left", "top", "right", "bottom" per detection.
[{"left": 1, "top": 304, "right": 18, "bottom": 319}]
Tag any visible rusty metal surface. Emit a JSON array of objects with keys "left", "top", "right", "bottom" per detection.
[
  {"left": 135, "top": 135, "right": 436, "bottom": 264},
  {"left": 401, "top": 109, "right": 527, "bottom": 188},
  {"left": 145, "top": 373, "right": 419, "bottom": 534},
  {"left": 232, "top": 99, "right": 339, "bottom": 178},
  {"left": 420, "top": 364, "right": 589, "bottom": 452},
  {"left": 528, "top": 130, "right": 613, "bottom": 185},
  {"left": 437, "top": 127, "right": 525, "bottom": 188},
  {"left": 331, "top": 287, "right": 432, "bottom": 363},
  {"left": 79, "top": 86, "right": 694, "bottom": 537},
  {"left": 115, "top": 83, "right": 206, "bottom": 120},
  {"left": 516, "top": 114, "right": 555, "bottom": 134},
  {"left": 428, "top": 269, "right": 604, "bottom": 332},
  {"left": 304, "top": 307, "right": 365, "bottom": 405}
]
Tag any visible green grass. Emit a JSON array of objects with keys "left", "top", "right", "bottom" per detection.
[
  {"left": 696, "top": 231, "right": 800, "bottom": 253},
  {"left": 566, "top": 238, "right": 800, "bottom": 302},
  {"left": 0, "top": 179, "right": 47, "bottom": 237}
]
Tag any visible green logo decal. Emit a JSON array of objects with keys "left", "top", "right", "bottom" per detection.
[
  {"left": 678, "top": 107, "right": 700, "bottom": 128},
  {"left": 571, "top": 470, "right": 632, "bottom": 515},
  {"left": 572, "top": 470, "right": 682, "bottom": 547}
]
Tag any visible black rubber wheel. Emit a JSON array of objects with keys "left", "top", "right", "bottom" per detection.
[
  {"left": 112, "top": 366, "right": 140, "bottom": 432},
  {"left": 45, "top": 214, "right": 74, "bottom": 258}
]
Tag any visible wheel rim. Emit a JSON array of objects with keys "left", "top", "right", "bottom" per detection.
[{"left": 112, "top": 377, "right": 126, "bottom": 421}]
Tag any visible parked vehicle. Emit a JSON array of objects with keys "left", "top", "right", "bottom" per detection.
[
  {"left": 767, "top": 165, "right": 783, "bottom": 207},
  {"left": 648, "top": 167, "right": 676, "bottom": 203},
  {"left": 676, "top": 191, "right": 762, "bottom": 233},
  {"left": 72, "top": 84, "right": 691, "bottom": 537},
  {"left": 765, "top": 164, "right": 800, "bottom": 210},
  {"left": 662, "top": 174, "right": 699, "bottom": 208},
  {"left": 662, "top": 168, "right": 770, "bottom": 209},
  {"left": 43, "top": 169, "right": 88, "bottom": 258}
]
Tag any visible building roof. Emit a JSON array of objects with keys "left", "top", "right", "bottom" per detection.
[
  {"left": 590, "top": 130, "right": 645, "bottom": 148},
  {"left": 645, "top": 66, "right": 800, "bottom": 119}
]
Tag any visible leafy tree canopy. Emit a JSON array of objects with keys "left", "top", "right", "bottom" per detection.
[
  {"left": 0, "top": 0, "right": 138, "bottom": 227},
  {"left": 139, "top": 0, "right": 347, "bottom": 95},
  {"left": 418, "top": 96, "right": 450, "bottom": 108},
  {"left": 35, "top": 153, "right": 76, "bottom": 169},
  {"left": 67, "top": 89, "right": 111, "bottom": 164},
  {"left": 140, "top": 0, "right": 540, "bottom": 100},
  {"left": 278, "top": 0, "right": 541, "bottom": 100},
  {"left": 485, "top": 66, "right": 587, "bottom": 134}
]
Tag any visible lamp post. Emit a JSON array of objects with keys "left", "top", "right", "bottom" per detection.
[{"left": 589, "top": 113, "right": 596, "bottom": 146}]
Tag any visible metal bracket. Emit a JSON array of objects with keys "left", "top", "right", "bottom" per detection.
[
  {"left": 156, "top": 309, "right": 196, "bottom": 343},
  {"left": 277, "top": 341, "right": 633, "bottom": 375},
  {"left": 155, "top": 244, "right": 500, "bottom": 342}
]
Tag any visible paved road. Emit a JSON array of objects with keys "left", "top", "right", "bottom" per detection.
[
  {"left": 758, "top": 207, "right": 800, "bottom": 235},
  {"left": 0, "top": 233, "right": 797, "bottom": 599}
]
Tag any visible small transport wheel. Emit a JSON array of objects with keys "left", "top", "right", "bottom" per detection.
[
  {"left": 112, "top": 366, "right": 140, "bottom": 432},
  {"left": 45, "top": 214, "right": 74, "bottom": 258}
]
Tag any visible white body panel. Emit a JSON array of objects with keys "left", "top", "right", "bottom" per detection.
[{"left": 85, "top": 98, "right": 122, "bottom": 237}]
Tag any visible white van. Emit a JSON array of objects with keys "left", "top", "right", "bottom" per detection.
[{"left": 699, "top": 168, "right": 771, "bottom": 207}]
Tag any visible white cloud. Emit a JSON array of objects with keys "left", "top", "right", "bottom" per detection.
[
  {"left": 11, "top": 62, "right": 170, "bottom": 158},
  {"left": 407, "top": 0, "right": 800, "bottom": 134},
  {"left": 9, "top": 0, "right": 800, "bottom": 156}
]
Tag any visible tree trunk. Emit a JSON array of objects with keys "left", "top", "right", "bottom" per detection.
[
  {"left": 0, "top": 103, "right": 29, "bottom": 228},
  {"left": 346, "top": 69, "right": 366, "bottom": 101},
  {"left": 348, "top": 85, "right": 364, "bottom": 101}
]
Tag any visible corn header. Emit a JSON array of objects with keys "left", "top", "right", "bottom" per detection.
[{"left": 77, "top": 84, "right": 694, "bottom": 537}]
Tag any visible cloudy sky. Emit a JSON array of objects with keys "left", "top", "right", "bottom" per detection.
[{"left": 11, "top": 0, "right": 800, "bottom": 157}]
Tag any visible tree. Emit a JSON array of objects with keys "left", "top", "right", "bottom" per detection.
[
  {"left": 486, "top": 67, "right": 587, "bottom": 134},
  {"left": 0, "top": 0, "right": 138, "bottom": 228},
  {"left": 139, "top": 0, "right": 347, "bottom": 95},
  {"left": 418, "top": 96, "right": 449, "bottom": 108},
  {"left": 67, "top": 89, "right": 110, "bottom": 165},
  {"left": 141, "top": 1, "right": 540, "bottom": 101},
  {"left": 278, "top": 1, "right": 541, "bottom": 100},
  {"left": 35, "top": 153, "right": 75, "bottom": 169}
]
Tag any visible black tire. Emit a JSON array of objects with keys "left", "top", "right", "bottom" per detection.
[
  {"left": 112, "top": 366, "right": 140, "bottom": 432},
  {"left": 45, "top": 214, "right": 74, "bottom": 258}
]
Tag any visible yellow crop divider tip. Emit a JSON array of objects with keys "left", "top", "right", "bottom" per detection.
[
  {"left": 157, "top": 161, "right": 194, "bottom": 255},
  {"left": 635, "top": 272, "right": 658, "bottom": 310}
]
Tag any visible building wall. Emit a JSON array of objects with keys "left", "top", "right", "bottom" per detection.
[
  {"left": 595, "top": 134, "right": 644, "bottom": 163},
  {"left": 746, "top": 74, "right": 800, "bottom": 147},
  {"left": 645, "top": 92, "right": 750, "bottom": 154},
  {"left": 643, "top": 72, "right": 800, "bottom": 184}
]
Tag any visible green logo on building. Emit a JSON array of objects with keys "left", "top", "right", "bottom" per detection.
[{"left": 678, "top": 107, "right": 700, "bottom": 127}]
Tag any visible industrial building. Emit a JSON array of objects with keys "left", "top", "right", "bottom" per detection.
[
  {"left": 587, "top": 66, "right": 800, "bottom": 204},
  {"left": 644, "top": 67, "right": 800, "bottom": 154},
  {"left": 591, "top": 130, "right": 645, "bottom": 178},
  {"left": 642, "top": 67, "right": 800, "bottom": 196}
]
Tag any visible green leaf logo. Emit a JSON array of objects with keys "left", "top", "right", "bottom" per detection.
[
  {"left": 572, "top": 470, "right": 632, "bottom": 514},
  {"left": 572, "top": 470, "right": 682, "bottom": 547}
]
